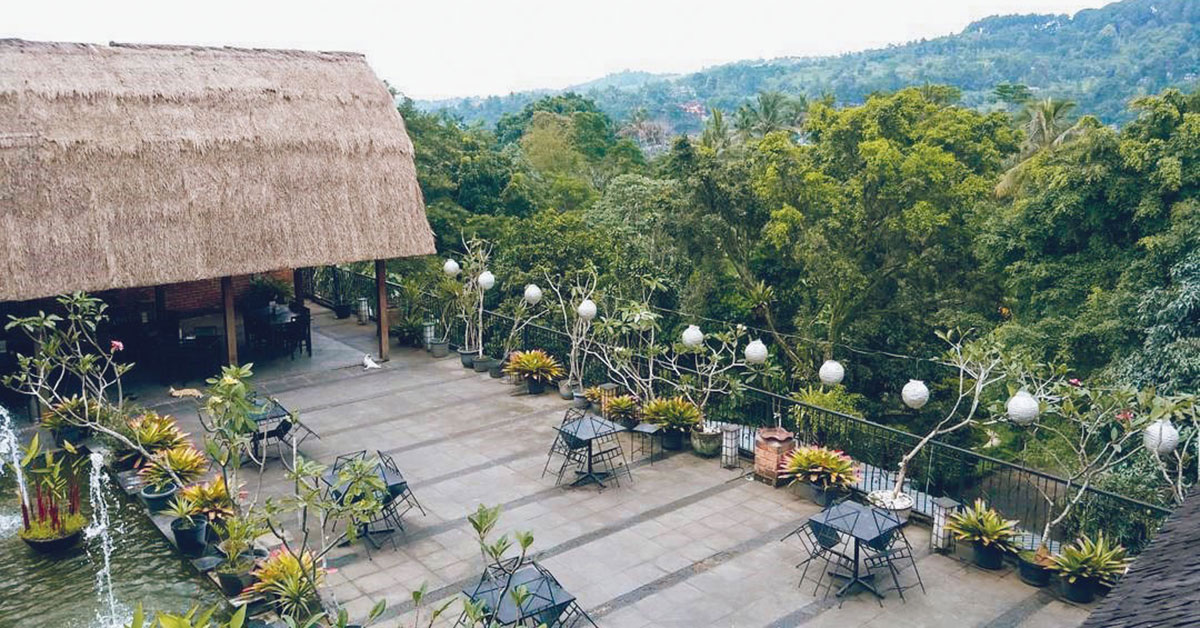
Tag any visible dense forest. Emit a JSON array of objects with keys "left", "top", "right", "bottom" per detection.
[
  {"left": 395, "top": 76, "right": 1200, "bottom": 504},
  {"left": 418, "top": 0, "right": 1199, "bottom": 138}
]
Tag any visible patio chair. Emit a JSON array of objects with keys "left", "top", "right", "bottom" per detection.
[
  {"left": 590, "top": 432, "right": 633, "bottom": 487},
  {"left": 283, "top": 310, "right": 312, "bottom": 358},
  {"left": 862, "top": 515, "right": 925, "bottom": 601},
  {"left": 376, "top": 450, "right": 427, "bottom": 518},
  {"left": 541, "top": 408, "right": 589, "bottom": 479},
  {"left": 783, "top": 520, "right": 855, "bottom": 597}
]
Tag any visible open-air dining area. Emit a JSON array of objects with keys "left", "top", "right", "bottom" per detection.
[{"left": 116, "top": 312, "right": 1096, "bottom": 627}]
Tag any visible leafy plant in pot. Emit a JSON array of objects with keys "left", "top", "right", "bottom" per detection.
[
  {"left": 603, "top": 394, "right": 640, "bottom": 429},
  {"left": 1050, "top": 533, "right": 1130, "bottom": 603},
  {"left": 946, "top": 499, "right": 1019, "bottom": 570},
  {"left": 779, "top": 445, "right": 859, "bottom": 506},
  {"left": 583, "top": 386, "right": 605, "bottom": 411},
  {"left": 1018, "top": 546, "right": 1056, "bottom": 588},
  {"left": 242, "top": 548, "right": 325, "bottom": 620},
  {"left": 502, "top": 350, "right": 564, "bottom": 395},
  {"left": 15, "top": 435, "right": 88, "bottom": 553},
  {"left": 215, "top": 513, "right": 268, "bottom": 597},
  {"left": 643, "top": 397, "right": 702, "bottom": 450},
  {"left": 119, "top": 411, "right": 188, "bottom": 471},
  {"left": 164, "top": 495, "right": 209, "bottom": 557},
  {"left": 181, "top": 476, "right": 235, "bottom": 534},
  {"left": 138, "top": 444, "right": 209, "bottom": 513}
]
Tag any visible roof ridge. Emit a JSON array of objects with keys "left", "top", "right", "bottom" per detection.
[{"left": 0, "top": 38, "right": 365, "bottom": 60}]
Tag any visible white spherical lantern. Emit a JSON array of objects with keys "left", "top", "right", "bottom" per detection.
[
  {"left": 744, "top": 339, "right": 769, "bottom": 365},
  {"left": 1006, "top": 390, "right": 1040, "bottom": 426},
  {"left": 443, "top": 259, "right": 461, "bottom": 277},
  {"left": 681, "top": 325, "right": 704, "bottom": 348},
  {"left": 477, "top": 271, "right": 495, "bottom": 291},
  {"left": 901, "top": 379, "right": 930, "bottom": 410},
  {"left": 818, "top": 360, "right": 844, "bottom": 386},
  {"left": 1143, "top": 419, "right": 1180, "bottom": 456},
  {"left": 576, "top": 299, "right": 597, "bottom": 321},
  {"left": 523, "top": 284, "right": 543, "bottom": 305}
]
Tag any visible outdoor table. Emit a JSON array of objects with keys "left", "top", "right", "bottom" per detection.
[
  {"left": 807, "top": 500, "right": 903, "bottom": 599},
  {"left": 461, "top": 565, "right": 575, "bottom": 626},
  {"left": 244, "top": 306, "right": 296, "bottom": 351},
  {"left": 318, "top": 458, "right": 402, "bottom": 546},
  {"left": 555, "top": 415, "right": 625, "bottom": 488},
  {"left": 246, "top": 396, "right": 318, "bottom": 457}
]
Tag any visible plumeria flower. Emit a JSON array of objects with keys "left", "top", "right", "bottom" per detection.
[
  {"left": 1116, "top": 410, "right": 1133, "bottom": 422},
  {"left": 110, "top": 339, "right": 124, "bottom": 353},
  {"left": 1068, "top": 378, "right": 1082, "bottom": 387}
]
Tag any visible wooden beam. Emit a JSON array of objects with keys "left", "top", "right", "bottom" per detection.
[
  {"left": 221, "top": 276, "right": 238, "bottom": 365},
  {"left": 375, "top": 259, "right": 389, "bottom": 362}
]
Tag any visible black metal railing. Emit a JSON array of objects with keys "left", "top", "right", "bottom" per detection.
[{"left": 310, "top": 266, "right": 1173, "bottom": 553}]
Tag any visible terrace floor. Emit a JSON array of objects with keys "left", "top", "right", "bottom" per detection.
[{"left": 141, "top": 309, "right": 1093, "bottom": 627}]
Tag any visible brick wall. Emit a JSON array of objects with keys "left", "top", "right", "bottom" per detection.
[{"left": 105, "top": 270, "right": 294, "bottom": 315}]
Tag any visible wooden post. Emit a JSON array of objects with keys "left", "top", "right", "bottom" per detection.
[
  {"left": 153, "top": 285, "right": 167, "bottom": 325},
  {"left": 221, "top": 276, "right": 238, "bottom": 365},
  {"left": 375, "top": 260, "right": 389, "bottom": 362},
  {"left": 292, "top": 268, "right": 305, "bottom": 307}
]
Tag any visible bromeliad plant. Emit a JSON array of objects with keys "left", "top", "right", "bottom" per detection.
[
  {"left": 503, "top": 350, "right": 565, "bottom": 383},
  {"left": 1050, "top": 533, "right": 1130, "bottom": 586},
  {"left": 603, "top": 394, "right": 640, "bottom": 425},
  {"left": 139, "top": 445, "right": 209, "bottom": 492},
  {"left": 181, "top": 476, "right": 236, "bottom": 523},
  {"left": 121, "top": 411, "right": 189, "bottom": 469},
  {"left": 642, "top": 397, "right": 702, "bottom": 433},
  {"left": 946, "top": 499, "right": 1020, "bottom": 553},
  {"left": 779, "top": 445, "right": 859, "bottom": 491},
  {"left": 244, "top": 549, "right": 325, "bottom": 619}
]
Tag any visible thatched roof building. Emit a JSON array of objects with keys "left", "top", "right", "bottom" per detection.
[{"left": 0, "top": 39, "right": 433, "bottom": 302}]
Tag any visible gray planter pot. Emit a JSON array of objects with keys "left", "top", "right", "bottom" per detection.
[
  {"left": 458, "top": 349, "right": 476, "bottom": 368},
  {"left": 430, "top": 340, "right": 450, "bottom": 358},
  {"left": 473, "top": 357, "right": 496, "bottom": 373}
]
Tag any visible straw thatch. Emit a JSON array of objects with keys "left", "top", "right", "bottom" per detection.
[{"left": 0, "top": 39, "right": 434, "bottom": 302}]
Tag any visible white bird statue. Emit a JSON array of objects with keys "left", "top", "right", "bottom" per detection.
[{"left": 362, "top": 354, "right": 381, "bottom": 370}]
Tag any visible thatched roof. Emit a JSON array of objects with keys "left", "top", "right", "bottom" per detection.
[
  {"left": 0, "top": 39, "right": 434, "bottom": 302},
  {"left": 1083, "top": 493, "right": 1199, "bottom": 627}
]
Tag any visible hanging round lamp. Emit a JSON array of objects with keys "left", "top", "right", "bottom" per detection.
[
  {"left": 523, "top": 284, "right": 543, "bottom": 305},
  {"left": 477, "top": 271, "right": 495, "bottom": 291},
  {"left": 577, "top": 299, "right": 597, "bottom": 321},
  {"left": 1143, "top": 419, "right": 1180, "bottom": 456},
  {"left": 681, "top": 325, "right": 704, "bottom": 348},
  {"left": 901, "top": 379, "right": 929, "bottom": 410},
  {"left": 1006, "top": 390, "right": 1040, "bottom": 426},
  {"left": 818, "top": 360, "right": 844, "bottom": 386},
  {"left": 744, "top": 340, "right": 768, "bottom": 365},
  {"left": 443, "top": 259, "right": 461, "bottom": 277}
]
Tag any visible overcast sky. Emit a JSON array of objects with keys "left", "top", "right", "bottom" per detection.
[{"left": 6, "top": 0, "right": 1112, "bottom": 99}]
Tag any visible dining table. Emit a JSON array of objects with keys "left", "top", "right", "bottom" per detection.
[
  {"left": 555, "top": 414, "right": 625, "bottom": 488},
  {"left": 807, "top": 500, "right": 904, "bottom": 598}
]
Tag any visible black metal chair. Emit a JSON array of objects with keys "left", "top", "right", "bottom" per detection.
[
  {"left": 284, "top": 310, "right": 312, "bottom": 358},
  {"left": 541, "top": 408, "right": 589, "bottom": 480},
  {"left": 862, "top": 512, "right": 925, "bottom": 601},
  {"left": 589, "top": 431, "right": 632, "bottom": 487},
  {"left": 376, "top": 450, "right": 427, "bottom": 520},
  {"left": 782, "top": 520, "right": 856, "bottom": 598}
]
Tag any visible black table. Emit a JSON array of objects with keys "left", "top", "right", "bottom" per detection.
[
  {"left": 555, "top": 415, "right": 625, "bottom": 488},
  {"left": 808, "top": 501, "right": 903, "bottom": 598},
  {"left": 461, "top": 564, "right": 575, "bottom": 626}
]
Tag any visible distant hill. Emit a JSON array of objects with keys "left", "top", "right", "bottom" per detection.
[{"left": 416, "top": 0, "right": 1199, "bottom": 134}]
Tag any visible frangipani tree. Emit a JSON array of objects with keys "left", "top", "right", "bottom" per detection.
[
  {"left": 1020, "top": 382, "right": 1197, "bottom": 556},
  {"left": 450, "top": 236, "right": 494, "bottom": 357},
  {"left": 868, "top": 329, "right": 1015, "bottom": 514},
  {"left": 544, "top": 268, "right": 598, "bottom": 392}
]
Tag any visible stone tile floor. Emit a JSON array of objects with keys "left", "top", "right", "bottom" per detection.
[{"left": 140, "top": 309, "right": 1093, "bottom": 627}]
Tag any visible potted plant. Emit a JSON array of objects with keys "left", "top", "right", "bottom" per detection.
[
  {"left": 690, "top": 424, "right": 722, "bottom": 458},
  {"left": 239, "top": 274, "right": 293, "bottom": 312},
  {"left": 138, "top": 444, "right": 209, "bottom": 513},
  {"left": 118, "top": 411, "right": 188, "bottom": 471},
  {"left": 779, "top": 445, "right": 859, "bottom": 506},
  {"left": 1050, "top": 533, "right": 1130, "bottom": 603},
  {"left": 946, "top": 499, "right": 1019, "bottom": 570},
  {"left": 1018, "top": 546, "right": 1055, "bottom": 588},
  {"left": 583, "top": 386, "right": 605, "bottom": 412},
  {"left": 502, "top": 350, "right": 564, "bottom": 395},
  {"left": 180, "top": 476, "right": 235, "bottom": 531},
  {"left": 39, "top": 397, "right": 96, "bottom": 446},
  {"left": 242, "top": 549, "right": 324, "bottom": 620},
  {"left": 642, "top": 397, "right": 702, "bottom": 450},
  {"left": 15, "top": 436, "right": 87, "bottom": 553},
  {"left": 215, "top": 514, "right": 267, "bottom": 597},
  {"left": 603, "top": 395, "right": 640, "bottom": 429},
  {"left": 164, "top": 495, "right": 210, "bottom": 557},
  {"left": 472, "top": 354, "right": 497, "bottom": 373}
]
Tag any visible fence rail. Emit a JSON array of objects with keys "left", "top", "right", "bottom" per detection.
[{"left": 308, "top": 266, "right": 1173, "bottom": 553}]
